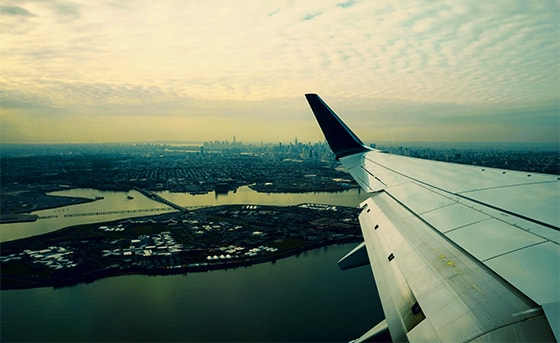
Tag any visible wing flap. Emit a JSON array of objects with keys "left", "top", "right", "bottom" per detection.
[
  {"left": 358, "top": 195, "right": 427, "bottom": 342},
  {"left": 360, "top": 194, "right": 555, "bottom": 342},
  {"left": 377, "top": 173, "right": 559, "bottom": 310}
]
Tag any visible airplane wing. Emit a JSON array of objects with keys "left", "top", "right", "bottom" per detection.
[{"left": 305, "top": 94, "right": 559, "bottom": 342}]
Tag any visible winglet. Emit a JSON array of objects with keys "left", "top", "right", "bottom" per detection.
[{"left": 305, "top": 94, "right": 371, "bottom": 159}]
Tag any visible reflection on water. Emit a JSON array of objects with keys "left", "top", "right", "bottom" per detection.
[
  {"left": 157, "top": 185, "right": 367, "bottom": 208},
  {"left": 0, "top": 189, "right": 174, "bottom": 242},
  {"left": 1, "top": 187, "right": 368, "bottom": 242},
  {"left": 1, "top": 243, "right": 383, "bottom": 342}
]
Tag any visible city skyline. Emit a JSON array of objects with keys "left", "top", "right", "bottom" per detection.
[{"left": 1, "top": 1, "right": 559, "bottom": 145}]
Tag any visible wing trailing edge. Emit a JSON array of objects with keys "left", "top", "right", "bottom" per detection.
[{"left": 304, "top": 94, "right": 371, "bottom": 159}]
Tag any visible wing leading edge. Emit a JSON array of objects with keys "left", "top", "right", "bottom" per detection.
[{"left": 305, "top": 94, "right": 559, "bottom": 342}]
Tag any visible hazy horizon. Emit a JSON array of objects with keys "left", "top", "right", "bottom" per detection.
[
  {"left": 1, "top": 1, "right": 559, "bottom": 145},
  {"left": 1, "top": 139, "right": 558, "bottom": 152}
]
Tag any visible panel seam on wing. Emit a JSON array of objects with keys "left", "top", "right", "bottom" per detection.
[
  {"left": 361, "top": 155, "right": 559, "bottom": 230},
  {"left": 441, "top": 218, "right": 493, "bottom": 235},
  {"left": 481, "top": 241, "right": 552, "bottom": 263},
  {"left": 457, "top": 194, "right": 559, "bottom": 231},
  {"left": 458, "top": 180, "right": 560, "bottom": 194}
]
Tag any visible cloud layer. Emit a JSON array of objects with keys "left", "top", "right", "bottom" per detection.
[{"left": 1, "top": 0, "right": 558, "bottom": 144}]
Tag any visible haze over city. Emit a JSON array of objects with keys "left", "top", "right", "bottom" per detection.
[{"left": 1, "top": 0, "right": 558, "bottom": 145}]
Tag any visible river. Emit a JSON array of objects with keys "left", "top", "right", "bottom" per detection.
[
  {"left": 0, "top": 188, "right": 174, "bottom": 242},
  {"left": 1, "top": 187, "right": 386, "bottom": 342},
  {"left": 0, "top": 186, "right": 368, "bottom": 242}
]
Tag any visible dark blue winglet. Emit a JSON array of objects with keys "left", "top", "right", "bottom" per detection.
[{"left": 305, "top": 94, "right": 371, "bottom": 159}]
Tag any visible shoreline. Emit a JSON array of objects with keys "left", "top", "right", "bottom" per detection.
[
  {"left": 0, "top": 186, "right": 358, "bottom": 224},
  {"left": 1, "top": 194, "right": 96, "bottom": 222},
  {"left": 1, "top": 204, "right": 363, "bottom": 291},
  {"left": 2, "top": 238, "right": 359, "bottom": 291}
]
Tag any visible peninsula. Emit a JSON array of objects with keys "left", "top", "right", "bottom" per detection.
[{"left": 0, "top": 204, "right": 362, "bottom": 290}]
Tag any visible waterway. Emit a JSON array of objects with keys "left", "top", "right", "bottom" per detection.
[
  {"left": 0, "top": 188, "right": 175, "bottom": 242},
  {"left": 1, "top": 243, "right": 384, "bottom": 342},
  {"left": 1, "top": 187, "right": 386, "bottom": 342},
  {"left": 0, "top": 186, "right": 368, "bottom": 242},
  {"left": 157, "top": 185, "right": 369, "bottom": 208}
]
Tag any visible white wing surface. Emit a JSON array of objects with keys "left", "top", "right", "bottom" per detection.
[{"left": 305, "top": 94, "right": 559, "bottom": 342}]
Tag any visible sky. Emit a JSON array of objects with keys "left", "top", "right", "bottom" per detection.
[{"left": 1, "top": 0, "right": 559, "bottom": 145}]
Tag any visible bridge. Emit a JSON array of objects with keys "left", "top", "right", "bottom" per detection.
[
  {"left": 62, "top": 207, "right": 174, "bottom": 218},
  {"left": 133, "top": 187, "right": 188, "bottom": 212},
  {"left": 35, "top": 189, "right": 201, "bottom": 220}
]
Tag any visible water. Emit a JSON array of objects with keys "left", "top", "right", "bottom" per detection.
[
  {"left": 0, "top": 189, "right": 175, "bottom": 242},
  {"left": 157, "top": 185, "right": 368, "bottom": 208},
  {"left": 1, "top": 188, "right": 385, "bottom": 342},
  {"left": 0, "top": 187, "right": 368, "bottom": 242},
  {"left": 1, "top": 244, "right": 383, "bottom": 342}
]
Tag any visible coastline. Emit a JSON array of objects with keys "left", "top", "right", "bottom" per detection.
[
  {"left": 2, "top": 238, "right": 359, "bottom": 291},
  {"left": 1, "top": 204, "right": 363, "bottom": 290},
  {"left": 1, "top": 193, "right": 96, "bottom": 223}
]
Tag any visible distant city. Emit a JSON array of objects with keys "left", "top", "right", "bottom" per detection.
[
  {"left": 0, "top": 139, "right": 559, "bottom": 291},
  {"left": 1, "top": 139, "right": 558, "bottom": 215}
]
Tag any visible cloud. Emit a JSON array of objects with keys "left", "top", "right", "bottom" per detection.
[
  {"left": 0, "top": 0, "right": 558, "bottom": 144},
  {"left": 50, "top": 0, "right": 81, "bottom": 18},
  {"left": 302, "top": 11, "right": 322, "bottom": 21},
  {"left": 0, "top": 5, "right": 34, "bottom": 17},
  {"left": 337, "top": 1, "right": 357, "bottom": 9}
]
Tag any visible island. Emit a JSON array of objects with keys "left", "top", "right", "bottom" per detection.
[{"left": 0, "top": 204, "right": 362, "bottom": 290}]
